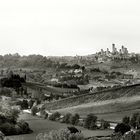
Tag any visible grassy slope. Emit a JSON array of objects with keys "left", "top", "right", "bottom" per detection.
[
  {"left": 55, "top": 95, "right": 140, "bottom": 122},
  {"left": 7, "top": 113, "right": 113, "bottom": 140},
  {"left": 43, "top": 84, "right": 140, "bottom": 110},
  {"left": 42, "top": 84, "right": 140, "bottom": 122}
]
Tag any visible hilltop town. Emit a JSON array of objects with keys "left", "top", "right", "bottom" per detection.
[{"left": 0, "top": 44, "right": 140, "bottom": 90}]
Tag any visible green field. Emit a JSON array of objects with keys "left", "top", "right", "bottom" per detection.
[{"left": 7, "top": 113, "right": 113, "bottom": 140}]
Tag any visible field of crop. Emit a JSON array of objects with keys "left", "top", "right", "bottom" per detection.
[
  {"left": 55, "top": 95, "right": 140, "bottom": 122},
  {"left": 43, "top": 84, "right": 140, "bottom": 111}
]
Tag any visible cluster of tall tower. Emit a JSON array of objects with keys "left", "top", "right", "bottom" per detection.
[
  {"left": 100, "top": 44, "right": 129, "bottom": 56},
  {"left": 112, "top": 44, "right": 128, "bottom": 55}
]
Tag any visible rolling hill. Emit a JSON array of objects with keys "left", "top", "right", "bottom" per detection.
[{"left": 42, "top": 83, "right": 140, "bottom": 122}]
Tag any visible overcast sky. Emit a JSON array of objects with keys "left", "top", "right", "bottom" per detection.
[{"left": 0, "top": 0, "right": 140, "bottom": 56}]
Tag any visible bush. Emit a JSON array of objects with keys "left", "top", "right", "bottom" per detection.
[
  {"left": 130, "top": 113, "right": 140, "bottom": 129},
  {"left": 115, "top": 123, "right": 131, "bottom": 135},
  {"left": 17, "top": 120, "right": 33, "bottom": 134},
  {"left": 0, "top": 87, "right": 12, "bottom": 96},
  {"left": 7, "top": 109, "right": 20, "bottom": 124},
  {"left": 84, "top": 114, "right": 97, "bottom": 130},
  {"left": 16, "top": 100, "right": 28, "bottom": 110},
  {"left": 67, "top": 126, "right": 81, "bottom": 133},
  {"left": 69, "top": 114, "right": 80, "bottom": 125},
  {"left": 0, "top": 114, "right": 7, "bottom": 125},
  {"left": 62, "top": 113, "right": 72, "bottom": 124},
  {"left": 100, "top": 119, "right": 110, "bottom": 129},
  {"left": 49, "top": 112, "right": 61, "bottom": 121},
  {"left": 14, "top": 124, "right": 23, "bottom": 134},
  {"left": 122, "top": 116, "right": 130, "bottom": 125},
  {"left": 40, "top": 110, "right": 48, "bottom": 119},
  {"left": 31, "top": 106, "right": 38, "bottom": 116},
  {"left": 0, "top": 122, "right": 16, "bottom": 136},
  {"left": 21, "top": 100, "right": 28, "bottom": 109},
  {"left": 36, "top": 129, "right": 84, "bottom": 140},
  {"left": 1, "top": 108, "right": 20, "bottom": 124},
  {"left": 28, "top": 99, "right": 34, "bottom": 109}
]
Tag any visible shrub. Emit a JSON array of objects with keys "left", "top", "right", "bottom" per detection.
[
  {"left": 62, "top": 113, "right": 72, "bottom": 124},
  {"left": 0, "top": 87, "right": 12, "bottom": 96},
  {"left": 8, "top": 109, "right": 20, "bottom": 124},
  {"left": 84, "top": 113, "right": 97, "bottom": 130},
  {"left": 69, "top": 114, "right": 80, "bottom": 125},
  {"left": 0, "top": 114, "right": 7, "bottom": 125},
  {"left": 0, "top": 123, "right": 16, "bottom": 136},
  {"left": 90, "top": 121, "right": 98, "bottom": 130},
  {"left": 40, "top": 110, "right": 48, "bottom": 119},
  {"left": 49, "top": 112, "right": 61, "bottom": 121},
  {"left": 122, "top": 116, "right": 130, "bottom": 125},
  {"left": 31, "top": 106, "right": 38, "bottom": 116},
  {"left": 17, "top": 120, "right": 33, "bottom": 134},
  {"left": 130, "top": 113, "right": 139, "bottom": 129},
  {"left": 115, "top": 123, "right": 131, "bottom": 135},
  {"left": 67, "top": 126, "right": 81, "bottom": 133},
  {"left": 77, "top": 120, "right": 84, "bottom": 127},
  {"left": 44, "top": 113, "right": 48, "bottom": 119},
  {"left": 28, "top": 99, "right": 34, "bottom": 109},
  {"left": 100, "top": 119, "right": 110, "bottom": 129},
  {"left": 36, "top": 129, "right": 84, "bottom": 140},
  {"left": 14, "top": 124, "right": 23, "bottom": 134},
  {"left": 16, "top": 100, "right": 28, "bottom": 109},
  {"left": 3, "top": 108, "right": 20, "bottom": 124},
  {"left": 21, "top": 99, "right": 28, "bottom": 109}
]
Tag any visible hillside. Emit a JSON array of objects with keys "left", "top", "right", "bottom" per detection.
[
  {"left": 42, "top": 83, "right": 140, "bottom": 111},
  {"left": 55, "top": 95, "right": 140, "bottom": 122}
]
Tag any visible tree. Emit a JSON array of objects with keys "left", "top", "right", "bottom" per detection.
[
  {"left": 21, "top": 100, "right": 28, "bottom": 109},
  {"left": 100, "top": 119, "right": 110, "bottom": 129},
  {"left": 115, "top": 123, "right": 131, "bottom": 135},
  {"left": 84, "top": 113, "right": 97, "bottom": 130},
  {"left": 28, "top": 99, "right": 34, "bottom": 109},
  {"left": 69, "top": 114, "right": 80, "bottom": 125},
  {"left": 31, "top": 106, "right": 38, "bottom": 116},
  {"left": 122, "top": 116, "right": 130, "bottom": 125},
  {"left": 49, "top": 112, "right": 61, "bottom": 121},
  {"left": 136, "top": 115, "right": 140, "bottom": 129},
  {"left": 130, "top": 113, "right": 139, "bottom": 129},
  {"left": 67, "top": 126, "right": 81, "bottom": 133},
  {"left": 62, "top": 113, "right": 72, "bottom": 124}
]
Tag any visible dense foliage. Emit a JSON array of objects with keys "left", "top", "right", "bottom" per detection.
[
  {"left": 49, "top": 112, "right": 61, "bottom": 121},
  {"left": 0, "top": 103, "right": 32, "bottom": 136},
  {"left": 115, "top": 123, "right": 131, "bottom": 135},
  {"left": 36, "top": 129, "right": 84, "bottom": 140},
  {"left": 84, "top": 113, "right": 97, "bottom": 130},
  {"left": 1, "top": 74, "right": 25, "bottom": 88}
]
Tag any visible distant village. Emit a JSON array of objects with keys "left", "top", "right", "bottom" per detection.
[
  {"left": 100, "top": 44, "right": 129, "bottom": 56},
  {"left": 96, "top": 44, "right": 136, "bottom": 63}
]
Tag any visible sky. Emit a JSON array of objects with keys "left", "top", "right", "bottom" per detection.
[{"left": 0, "top": 0, "right": 140, "bottom": 56}]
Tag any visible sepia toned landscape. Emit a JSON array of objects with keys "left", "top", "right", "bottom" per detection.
[
  {"left": 1, "top": 0, "right": 140, "bottom": 140},
  {"left": 0, "top": 44, "right": 139, "bottom": 140}
]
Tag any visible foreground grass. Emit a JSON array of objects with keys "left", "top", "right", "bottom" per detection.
[{"left": 6, "top": 113, "right": 113, "bottom": 140}]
